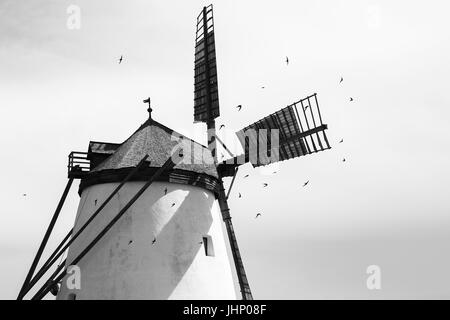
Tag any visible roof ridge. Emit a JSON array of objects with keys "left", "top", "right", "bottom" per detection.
[{"left": 129, "top": 118, "right": 208, "bottom": 149}]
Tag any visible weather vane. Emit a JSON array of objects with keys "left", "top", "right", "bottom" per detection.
[{"left": 143, "top": 97, "right": 152, "bottom": 119}]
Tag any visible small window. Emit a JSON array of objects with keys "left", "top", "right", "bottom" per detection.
[
  {"left": 67, "top": 293, "right": 77, "bottom": 300},
  {"left": 202, "top": 235, "right": 215, "bottom": 257}
]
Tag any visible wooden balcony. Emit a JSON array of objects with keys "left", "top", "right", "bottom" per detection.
[{"left": 67, "top": 151, "right": 90, "bottom": 179}]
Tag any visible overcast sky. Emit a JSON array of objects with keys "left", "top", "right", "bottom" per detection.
[{"left": 1, "top": 0, "right": 450, "bottom": 299}]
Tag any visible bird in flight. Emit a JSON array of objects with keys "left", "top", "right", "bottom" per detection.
[
  {"left": 94, "top": 199, "right": 97, "bottom": 206},
  {"left": 244, "top": 174, "right": 249, "bottom": 178},
  {"left": 152, "top": 237, "right": 156, "bottom": 245},
  {"left": 128, "top": 240, "right": 133, "bottom": 245},
  {"left": 261, "top": 86, "right": 265, "bottom": 89},
  {"left": 263, "top": 183, "right": 268, "bottom": 187},
  {"left": 238, "top": 193, "right": 242, "bottom": 198},
  {"left": 219, "top": 124, "right": 225, "bottom": 130},
  {"left": 286, "top": 56, "right": 289, "bottom": 65},
  {"left": 350, "top": 97, "right": 354, "bottom": 102},
  {"left": 164, "top": 187, "right": 168, "bottom": 195},
  {"left": 339, "top": 77, "right": 344, "bottom": 84},
  {"left": 342, "top": 158, "right": 346, "bottom": 162},
  {"left": 236, "top": 105, "right": 242, "bottom": 111},
  {"left": 304, "top": 105, "right": 310, "bottom": 111},
  {"left": 303, "top": 180, "right": 309, "bottom": 187},
  {"left": 255, "top": 213, "right": 262, "bottom": 219},
  {"left": 273, "top": 171, "right": 277, "bottom": 174},
  {"left": 171, "top": 203, "right": 176, "bottom": 207},
  {"left": 118, "top": 55, "right": 123, "bottom": 64},
  {"left": 339, "top": 139, "right": 344, "bottom": 143},
  {"left": 22, "top": 193, "right": 27, "bottom": 197}
]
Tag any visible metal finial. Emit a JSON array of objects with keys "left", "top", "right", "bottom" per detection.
[{"left": 143, "top": 97, "right": 152, "bottom": 119}]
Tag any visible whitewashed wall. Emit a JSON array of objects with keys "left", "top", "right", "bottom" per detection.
[{"left": 57, "top": 181, "right": 237, "bottom": 300}]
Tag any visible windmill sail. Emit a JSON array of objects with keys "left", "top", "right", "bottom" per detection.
[
  {"left": 236, "top": 93, "right": 331, "bottom": 167},
  {"left": 194, "top": 4, "right": 220, "bottom": 123}
]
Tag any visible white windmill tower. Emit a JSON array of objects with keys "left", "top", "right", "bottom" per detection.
[
  {"left": 18, "top": 4, "right": 330, "bottom": 300},
  {"left": 18, "top": 102, "right": 239, "bottom": 300},
  {"left": 56, "top": 109, "right": 239, "bottom": 299}
]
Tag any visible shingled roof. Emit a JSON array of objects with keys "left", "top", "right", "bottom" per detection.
[
  {"left": 88, "top": 141, "right": 120, "bottom": 155},
  {"left": 90, "top": 119, "right": 218, "bottom": 179}
]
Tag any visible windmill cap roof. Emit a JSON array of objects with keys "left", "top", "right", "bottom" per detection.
[{"left": 91, "top": 119, "right": 218, "bottom": 179}]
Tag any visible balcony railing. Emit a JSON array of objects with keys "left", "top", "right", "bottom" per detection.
[{"left": 67, "top": 151, "right": 90, "bottom": 178}]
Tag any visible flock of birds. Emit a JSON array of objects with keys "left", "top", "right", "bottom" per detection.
[
  {"left": 112, "top": 53, "right": 351, "bottom": 222},
  {"left": 234, "top": 174, "right": 316, "bottom": 219},
  {"left": 21, "top": 55, "right": 352, "bottom": 248},
  {"left": 222, "top": 61, "right": 353, "bottom": 220},
  {"left": 116, "top": 54, "right": 354, "bottom": 107}
]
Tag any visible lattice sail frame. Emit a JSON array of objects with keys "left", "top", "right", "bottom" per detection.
[
  {"left": 194, "top": 4, "right": 220, "bottom": 123},
  {"left": 236, "top": 93, "right": 331, "bottom": 167}
]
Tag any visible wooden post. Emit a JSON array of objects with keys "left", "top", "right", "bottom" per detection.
[
  {"left": 217, "top": 181, "right": 253, "bottom": 300},
  {"left": 31, "top": 154, "right": 179, "bottom": 300},
  {"left": 21, "top": 156, "right": 150, "bottom": 298},
  {"left": 17, "top": 178, "right": 74, "bottom": 300}
]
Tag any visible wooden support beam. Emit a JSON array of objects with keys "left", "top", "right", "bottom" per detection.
[
  {"left": 283, "top": 124, "right": 328, "bottom": 145},
  {"left": 17, "top": 178, "right": 74, "bottom": 300},
  {"left": 225, "top": 167, "right": 239, "bottom": 200},
  {"left": 31, "top": 153, "right": 179, "bottom": 300},
  {"left": 41, "top": 229, "right": 73, "bottom": 271},
  {"left": 215, "top": 134, "right": 235, "bottom": 159},
  {"left": 217, "top": 179, "right": 253, "bottom": 300},
  {"left": 20, "top": 156, "right": 151, "bottom": 299}
]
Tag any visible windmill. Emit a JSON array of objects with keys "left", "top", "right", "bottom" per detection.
[{"left": 17, "top": 4, "right": 330, "bottom": 300}]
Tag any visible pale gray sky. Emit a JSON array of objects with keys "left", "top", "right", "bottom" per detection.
[{"left": 1, "top": 0, "right": 450, "bottom": 299}]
